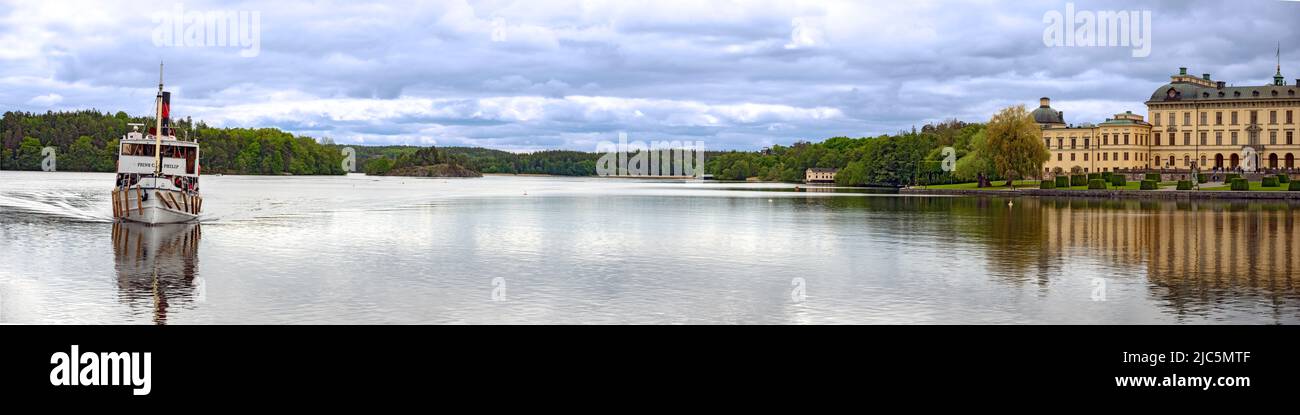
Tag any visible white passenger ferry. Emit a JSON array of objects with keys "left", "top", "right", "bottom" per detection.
[{"left": 111, "top": 65, "right": 202, "bottom": 224}]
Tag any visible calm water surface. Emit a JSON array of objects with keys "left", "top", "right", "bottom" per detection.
[{"left": 1, "top": 171, "right": 1298, "bottom": 324}]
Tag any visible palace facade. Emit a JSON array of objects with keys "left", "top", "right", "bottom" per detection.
[{"left": 1040, "top": 64, "right": 1299, "bottom": 177}]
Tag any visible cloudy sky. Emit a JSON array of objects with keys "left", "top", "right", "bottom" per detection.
[{"left": 1, "top": 0, "right": 1297, "bottom": 151}]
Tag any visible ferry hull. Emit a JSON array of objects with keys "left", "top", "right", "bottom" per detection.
[{"left": 112, "top": 187, "right": 201, "bottom": 225}]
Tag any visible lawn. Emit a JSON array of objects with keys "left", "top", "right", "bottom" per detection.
[
  {"left": 1200, "top": 182, "right": 1292, "bottom": 192},
  {"left": 925, "top": 180, "right": 1042, "bottom": 190}
]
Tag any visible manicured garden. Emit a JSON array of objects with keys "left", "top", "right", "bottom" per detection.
[{"left": 924, "top": 173, "right": 1299, "bottom": 192}]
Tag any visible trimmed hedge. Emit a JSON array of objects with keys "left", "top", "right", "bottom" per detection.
[
  {"left": 1224, "top": 173, "right": 1241, "bottom": 182},
  {"left": 1196, "top": 173, "right": 1208, "bottom": 184},
  {"left": 1230, "top": 178, "right": 1249, "bottom": 191},
  {"left": 1176, "top": 180, "right": 1193, "bottom": 190},
  {"left": 1087, "top": 173, "right": 1102, "bottom": 182},
  {"left": 1140, "top": 180, "right": 1158, "bottom": 190},
  {"left": 1290, "top": 181, "right": 1300, "bottom": 191},
  {"left": 1111, "top": 175, "right": 1127, "bottom": 187},
  {"left": 1262, "top": 176, "right": 1280, "bottom": 187},
  {"left": 1088, "top": 179, "right": 1107, "bottom": 190},
  {"left": 1277, "top": 174, "right": 1290, "bottom": 184},
  {"left": 1055, "top": 176, "right": 1069, "bottom": 188},
  {"left": 1040, "top": 180, "right": 1056, "bottom": 189},
  {"left": 1071, "top": 174, "right": 1087, "bottom": 187},
  {"left": 1145, "top": 173, "right": 1161, "bottom": 182},
  {"left": 1102, "top": 172, "right": 1113, "bottom": 182}
]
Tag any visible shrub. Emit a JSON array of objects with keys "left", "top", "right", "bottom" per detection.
[
  {"left": 1196, "top": 173, "right": 1208, "bottom": 184},
  {"left": 1088, "top": 179, "right": 1107, "bottom": 190},
  {"left": 1040, "top": 180, "right": 1056, "bottom": 189},
  {"left": 1145, "top": 173, "right": 1161, "bottom": 182},
  {"left": 1087, "top": 173, "right": 1101, "bottom": 182},
  {"left": 1140, "top": 180, "right": 1158, "bottom": 190},
  {"left": 1290, "top": 181, "right": 1300, "bottom": 191},
  {"left": 1102, "top": 172, "right": 1113, "bottom": 182},
  {"left": 1176, "top": 180, "right": 1193, "bottom": 190},
  {"left": 1230, "top": 178, "right": 1249, "bottom": 191},
  {"left": 1110, "top": 175, "right": 1126, "bottom": 187},
  {"left": 1262, "top": 176, "right": 1280, "bottom": 187},
  {"left": 1071, "top": 174, "right": 1087, "bottom": 187},
  {"left": 1055, "top": 176, "right": 1069, "bottom": 188},
  {"left": 1224, "top": 173, "right": 1241, "bottom": 182},
  {"left": 1277, "top": 174, "right": 1290, "bottom": 184}
]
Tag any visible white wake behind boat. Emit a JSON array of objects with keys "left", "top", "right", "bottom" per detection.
[{"left": 111, "top": 64, "right": 203, "bottom": 224}]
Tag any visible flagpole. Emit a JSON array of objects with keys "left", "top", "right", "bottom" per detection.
[{"left": 155, "top": 62, "right": 164, "bottom": 176}]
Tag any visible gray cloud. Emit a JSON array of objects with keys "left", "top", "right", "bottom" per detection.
[{"left": 1, "top": 0, "right": 1297, "bottom": 151}]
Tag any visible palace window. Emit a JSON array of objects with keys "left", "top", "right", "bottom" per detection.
[
  {"left": 1216, "top": 132, "right": 1223, "bottom": 145},
  {"left": 1084, "top": 138, "right": 1090, "bottom": 148},
  {"left": 1288, "top": 110, "right": 1294, "bottom": 124},
  {"left": 1185, "top": 155, "right": 1190, "bottom": 166},
  {"left": 1184, "top": 112, "right": 1191, "bottom": 126},
  {"left": 1058, "top": 138, "right": 1064, "bottom": 149},
  {"left": 1183, "top": 132, "right": 1191, "bottom": 146},
  {"left": 1103, "top": 152, "right": 1109, "bottom": 161},
  {"left": 1169, "top": 113, "right": 1177, "bottom": 126},
  {"left": 1200, "top": 112, "right": 1207, "bottom": 125},
  {"left": 1154, "top": 132, "right": 1161, "bottom": 146},
  {"left": 1232, "top": 131, "right": 1239, "bottom": 145},
  {"left": 1084, "top": 153, "right": 1089, "bottom": 161},
  {"left": 1071, "top": 153, "right": 1076, "bottom": 161},
  {"left": 1271, "top": 111, "right": 1278, "bottom": 124},
  {"left": 1045, "top": 138, "right": 1051, "bottom": 148},
  {"left": 1216, "top": 112, "right": 1223, "bottom": 125},
  {"left": 1271, "top": 131, "right": 1278, "bottom": 145},
  {"left": 1071, "top": 138, "right": 1077, "bottom": 149},
  {"left": 1251, "top": 111, "right": 1258, "bottom": 124},
  {"left": 1124, "top": 134, "right": 1130, "bottom": 145},
  {"left": 1114, "top": 152, "right": 1119, "bottom": 161},
  {"left": 1200, "top": 132, "right": 1207, "bottom": 146},
  {"left": 1289, "top": 131, "right": 1295, "bottom": 145},
  {"left": 1232, "top": 111, "right": 1239, "bottom": 125},
  {"left": 1153, "top": 114, "right": 1161, "bottom": 126},
  {"left": 1124, "top": 152, "right": 1129, "bottom": 161},
  {"left": 1058, "top": 153, "right": 1063, "bottom": 161}
]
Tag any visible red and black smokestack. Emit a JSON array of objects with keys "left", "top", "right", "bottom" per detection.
[{"left": 161, "top": 91, "right": 171, "bottom": 136}]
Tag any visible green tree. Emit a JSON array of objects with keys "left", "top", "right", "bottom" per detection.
[
  {"left": 17, "top": 137, "right": 43, "bottom": 170},
  {"left": 63, "top": 136, "right": 99, "bottom": 171},
  {"left": 985, "top": 105, "right": 1048, "bottom": 186}
]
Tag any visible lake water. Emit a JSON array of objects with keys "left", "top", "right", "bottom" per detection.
[{"left": 1, "top": 171, "right": 1298, "bottom": 324}]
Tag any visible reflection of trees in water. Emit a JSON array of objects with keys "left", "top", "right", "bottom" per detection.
[
  {"left": 112, "top": 223, "right": 202, "bottom": 325},
  {"left": 1037, "top": 198, "right": 1300, "bottom": 318}
]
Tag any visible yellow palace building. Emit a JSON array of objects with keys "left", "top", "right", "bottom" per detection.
[{"left": 1040, "top": 63, "right": 1298, "bottom": 177}]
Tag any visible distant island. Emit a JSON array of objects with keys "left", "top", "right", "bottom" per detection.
[{"left": 363, "top": 146, "right": 481, "bottom": 178}]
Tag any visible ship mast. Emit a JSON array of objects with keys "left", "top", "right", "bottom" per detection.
[{"left": 154, "top": 62, "right": 164, "bottom": 175}]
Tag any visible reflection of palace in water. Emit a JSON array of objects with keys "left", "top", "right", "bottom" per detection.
[
  {"left": 1039, "top": 199, "right": 1299, "bottom": 310},
  {"left": 112, "top": 222, "right": 202, "bottom": 324}
]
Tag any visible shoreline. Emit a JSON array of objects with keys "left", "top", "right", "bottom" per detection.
[{"left": 901, "top": 188, "right": 1300, "bottom": 200}]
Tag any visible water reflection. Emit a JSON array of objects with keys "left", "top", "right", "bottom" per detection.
[
  {"left": 112, "top": 223, "right": 202, "bottom": 325},
  {"left": 1037, "top": 198, "right": 1300, "bottom": 317}
]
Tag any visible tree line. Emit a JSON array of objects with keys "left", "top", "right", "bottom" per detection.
[
  {"left": 1, "top": 110, "right": 345, "bottom": 175},
  {"left": 3, "top": 105, "right": 1049, "bottom": 186}
]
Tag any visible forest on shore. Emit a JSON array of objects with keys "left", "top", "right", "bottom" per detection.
[{"left": 3, "top": 107, "right": 1048, "bottom": 187}]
